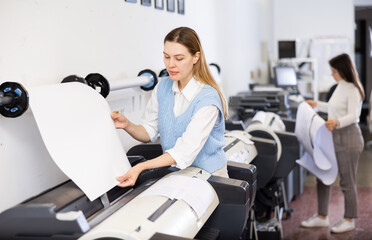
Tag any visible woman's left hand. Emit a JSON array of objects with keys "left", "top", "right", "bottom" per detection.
[{"left": 325, "top": 120, "right": 337, "bottom": 131}]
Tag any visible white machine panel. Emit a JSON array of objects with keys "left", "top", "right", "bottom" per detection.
[{"left": 224, "top": 131, "right": 257, "bottom": 164}]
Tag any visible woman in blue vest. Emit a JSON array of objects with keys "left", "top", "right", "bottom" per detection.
[{"left": 111, "top": 27, "right": 228, "bottom": 188}]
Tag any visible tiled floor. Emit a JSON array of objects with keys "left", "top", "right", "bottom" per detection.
[
  {"left": 281, "top": 186, "right": 372, "bottom": 240},
  {"left": 281, "top": 125, "right": 372, "bottom": 240}
]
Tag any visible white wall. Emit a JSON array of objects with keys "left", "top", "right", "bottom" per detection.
[
  {"left": 272, "top": 0, "right": 355, "bottom": 93},
  {"left": 0, "top": 0, "right": 270, "bottom": 94},
  {"left": 0, "top": 0, "right": 271, "bottom": 149},
  {"left": 273, "top": 0, "right": 354, "bottom": 49},
  {"left": 0, "top": 0, "right": 271, "bottom": 212},
  {"left": 0, "top": 0, "right": 196, "bottom": 87},
  {"left": 214, "top": 0, "right": 273, "bottom": 92}
]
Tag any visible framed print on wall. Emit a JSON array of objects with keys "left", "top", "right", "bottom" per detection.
[
  {"left": 141, "top": 0, "right": 151, "bottom": 6},
  {"left": 167, "top": 0, "right": 175, "bottom": 12},
  {"left": 125, "top": 0, "right": 137, "bottom": 3},
  {"left": 155, "top": 0, "right": 164, "bottom": 9},
  {"left": 177, "top": 0, "right": 184, "bottom": 14}
]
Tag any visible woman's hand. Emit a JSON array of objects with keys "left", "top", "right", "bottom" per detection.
[
  {"left": 306, "top": 100, "right": 317, "bottom": 108},
  {"left": 116, "top": 153, "right": 176, "bottom": 188},
  {"left": 111, "top": 112, "right": 129, "bottom": 130},
  {"left": 325, "top": 119, "right": 338, "bottom": 131},
  {"left": 116, "top": 165, "right": 143, "bottom": 187},
  {"left": 111, "top": 111, "right": 151, "bottom": 143}
]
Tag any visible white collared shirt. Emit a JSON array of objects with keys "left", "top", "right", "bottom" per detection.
[
  {"left": 141, "top": 77, "right": 219, "bottom": 169},
  {"left": 317, "top": 80, "right": 362, "bottom": 128}
]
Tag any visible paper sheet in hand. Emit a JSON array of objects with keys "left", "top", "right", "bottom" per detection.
[
  {"left": 29, "top": 82, "right": 131, "bottom": 201},
  {"left": 313, "top": 125, "right": 334, "bottom": 170},
  {"left": 139, "top": 175, "right": 215, "bottom": 219},
  {"left": 295, "top": 102, "right": 319, "bottom": 157},
  {"left": 295, "top": 102, "right": 338, "bottom": 185},
  {"left": 297, "top": 149, "right": 338, "bottom": 186}
]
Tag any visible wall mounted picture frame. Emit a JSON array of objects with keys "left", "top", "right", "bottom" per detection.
[
  {"left": 177, "top": 0, "right": 184, "bottom": 14},
  {"left": 155, "top": 0, "right": 164, "bottom": 10},
  {"left": 167, "top": 0, "right": 175, "bottom": 12},
  {"left": 141, "top": 0, "right": 151, "bottom": 6},
  {"left": 125, "top": 0, "right": 137, "bottom": 3}
]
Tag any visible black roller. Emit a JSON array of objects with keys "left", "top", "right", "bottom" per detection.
[
  {"left": 85, "top": 73, "right": 110, "bottom": 98},
  {"left": 209, "top": 63, "right": 221, "bottom": 75},
  {"left": 62, "top": 74, "right": 110, "bottom": 98},
  {"left": 158, "top": 68, "right": 169, "bottom": 77},
  {"left": 138, "top": 69, "right": 158, "bottom": 91},
  {"left": 61, "top": 75, "right": 87, "bottom": 84},
  {"left": 0, "top": 82, "right": 29, "bottom": 118}
]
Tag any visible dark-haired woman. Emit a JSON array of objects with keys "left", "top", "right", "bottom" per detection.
[{"left": 302, "top": 53, "right": 365, "bottom": 233}]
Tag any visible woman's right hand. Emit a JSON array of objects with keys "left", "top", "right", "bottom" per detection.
[
  {"left": 306, "top": 100, "right": 317, "bottom": 108},
  {"left": 111, "top": 112, "right": 129, "bottom": 130},
  {"left": 116, "top": 165, "right": 142, "bottom": 188}
]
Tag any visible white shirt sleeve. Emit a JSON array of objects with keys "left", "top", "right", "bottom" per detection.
[
  {"left": 338, "top": 88, "right": 361, "bottom": 128},
  {"left": 316, "top": 101, "right": 328, "bottom": 113},
  {"left": 141, "top": 86, "right": 160, "bottom": 142},
  {"left": 166, "top": 105, "right": 219, "bottom": 169}
]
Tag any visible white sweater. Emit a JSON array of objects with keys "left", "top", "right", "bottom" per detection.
[{"left": 317, "top": 80, "right": 362, "bottom": 129}]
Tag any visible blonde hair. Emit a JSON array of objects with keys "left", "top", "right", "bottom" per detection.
[{"left": 164, "top": 27, "right": 228, "bottom": 119}]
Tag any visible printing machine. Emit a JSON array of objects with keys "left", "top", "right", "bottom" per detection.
[
  {"left": 125, "top": 150, "right": 255, "bottom": 240},
  {"left": 227, "top": 107, "right": 303, "bottom": 202},
  {"left": 229, "top": 90, "right": 291, "bottom": 119},
  {"left": 0, "top": 164, "right": 254, "bottom": 240},
  {"left": 0, "top": 79, "right": 285, "bottom": 240},
  {"left": 228, "top": 86, "right": 306, "bottom": 122},
  {"left": 224, "top": 112, "right": 301, "bottom": 239},
  {"left": 223, "top": 128, "right": 282, "bottom": 240},
  {"left": 226, "top": 111, "right": 303, "bottom": 228},
  {"left": 125, "top": 131, "right": 278, "bottom": 240},
  {"left": 0, "top": 81, "right": 255, "bottom": 240}
]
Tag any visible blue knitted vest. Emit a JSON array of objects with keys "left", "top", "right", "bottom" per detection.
[{"left": 157, "top": 78, "right": 227, "bottom": 173}]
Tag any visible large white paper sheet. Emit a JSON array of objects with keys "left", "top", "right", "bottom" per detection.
[
  {"left": 295, "top": 102, "right": 338, "bottom": 185},
  {"left": 29, "top": 82, "right": 131, "bottom": 201},
  {"left": 296, "top": 151, "right": 338, "bottom": 186},
  {"left": 295, "top": 102, "right": 318, "bottom": 157},
  {"left": 313, "top": 125, "right": 334, "bottom": 170},
  {"left": 139, "top": 175, "right": 215, "bottom": 219}
]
